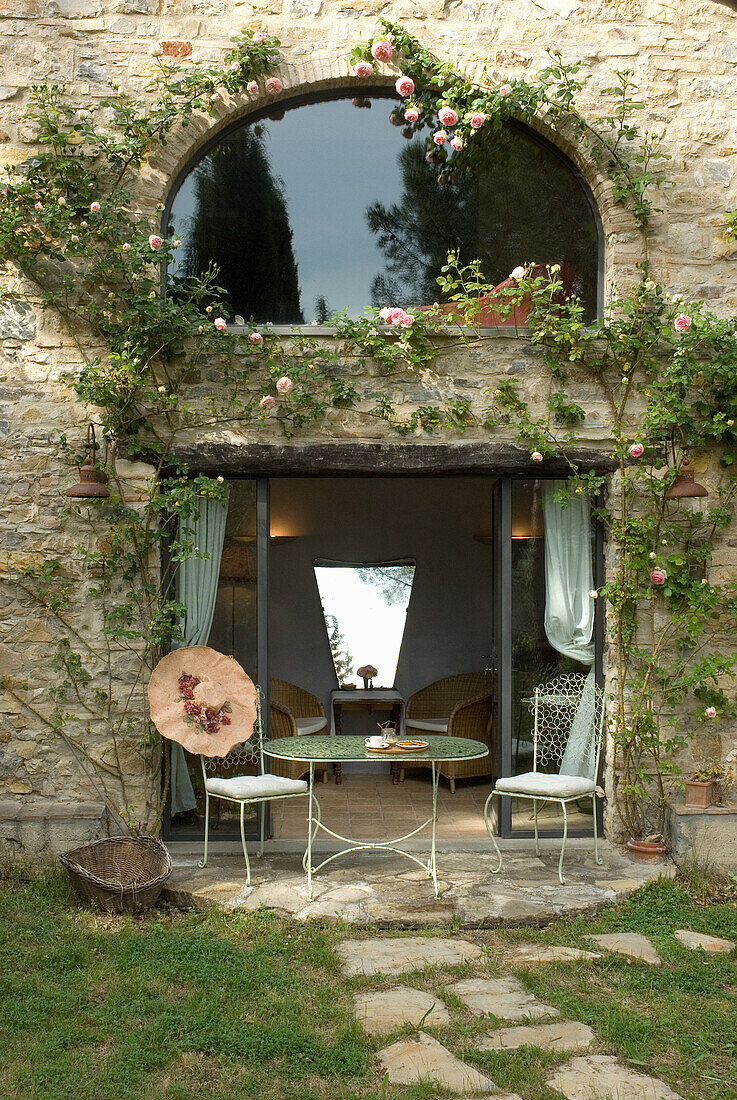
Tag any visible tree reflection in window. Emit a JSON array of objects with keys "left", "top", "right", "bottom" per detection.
[{"left": 166, "top": 93, "right": 599, "bottom": 324}]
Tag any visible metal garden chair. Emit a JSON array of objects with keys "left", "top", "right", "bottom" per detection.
[
  {"left": 198, "top": 737, "right": 321, "bottom": 885},
  {"left": 483, "top": 672, "right": 605, "bottom": 884}
]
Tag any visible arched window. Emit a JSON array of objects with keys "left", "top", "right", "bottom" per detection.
[{"left": 166, "top": 90, "right": 602, "bottom": 325}]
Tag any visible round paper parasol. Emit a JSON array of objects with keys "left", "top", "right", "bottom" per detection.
[{"left": 148, "top": 646, "right": 258, "bottom": 757}]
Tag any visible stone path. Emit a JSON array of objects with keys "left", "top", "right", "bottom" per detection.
[{"left": 340, "top": 932, "right": 684, "bottom": 1097}]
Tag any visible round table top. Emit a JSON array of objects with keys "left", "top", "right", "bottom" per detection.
[{"left": 263, "top": 735, "right": 489, "bottom": 764}]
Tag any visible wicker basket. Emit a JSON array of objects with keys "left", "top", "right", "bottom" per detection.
[{"left": 59, "top": 835, "right": 172, "bottom": 913}]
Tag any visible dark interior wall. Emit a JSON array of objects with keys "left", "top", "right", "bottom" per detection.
[{"left": 268, "top": 476, "right": 495, "bottom": 718}]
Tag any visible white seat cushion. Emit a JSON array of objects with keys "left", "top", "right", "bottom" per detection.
[
  {"left": 406, "top": 718, "right": 448, "bottom": 733},
  {"left": 295, "top": 717, "right": 327, "bottom": 736},
  {"left": 206, "top": 774, "right": 308, "bottom": 799},
  {"left": 495, "top": 772, "right": 596, "bottom": 799}
]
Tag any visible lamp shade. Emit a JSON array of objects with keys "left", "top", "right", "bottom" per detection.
[{"left": 665, "top": 463, "right": 708, "bottom": 500}]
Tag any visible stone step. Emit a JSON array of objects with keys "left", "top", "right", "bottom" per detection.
[
  {"left": 477, "top": 1020, "right": 597, "bottom": 1053},
  {"left": 353, "top": 986, "right": 451, "bottom": 1035},
  {"left": 548, "top": 1053, "right": 683, "bottom": 1099},
  {"left": 336, "top": 935, "right": 483, "bottom": 976},
  {"left": 377, "top": 1032, "right": 497, "bottom": 1094},
  {"left": 592, "top": 932, "right": 664, "bottom": 967},
  {"left": 447, "top": 976, "right": 559, "bottom": 1021},
  {"left": 674, "top": 928, "right": 735, "bottom": 953},
  {"left": 506, "top": 943, "right": 602, "bottom": 964}
]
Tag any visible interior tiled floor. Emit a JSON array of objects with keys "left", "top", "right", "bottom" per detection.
[{"left": 271, "top": 771, "right": 593, "bottom": 840}]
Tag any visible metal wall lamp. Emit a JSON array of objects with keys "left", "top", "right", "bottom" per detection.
[{"left": 66, "top": 423, "right": 110, "bottom": 499}]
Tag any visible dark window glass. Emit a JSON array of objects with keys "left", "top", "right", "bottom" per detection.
[{"left": 167, "top": 92, "right": 599, "bottom": 324}]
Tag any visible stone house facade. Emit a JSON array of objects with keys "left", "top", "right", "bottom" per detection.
[{"left": 1, "top": 0, "right": 736, "bottom": 856}]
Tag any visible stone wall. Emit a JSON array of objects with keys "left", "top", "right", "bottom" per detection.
[{"left": 1, "top": 0, "right": 736, "bottom": 851}]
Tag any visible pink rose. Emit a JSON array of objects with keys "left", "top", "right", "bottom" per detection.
[
  {"left": 404, "top": 106, "right": 419, "bottom": 123},
  {"left": 148, "top": 42, "right": 163, "bottom": 57},
  {"left": 674, "top": 314, "right": 692, "bottom": 333},
  {"left": 213, "top": 317, "right": 227, "bottom": 331},
  {"left": 629, "top": 443, "right": 644, "bottom": 458},
  {"left": 34, "top": 201, "right": 42, "bottom": 210},
  {"left": 265, "top": 77, "right": 283, "bottom": 95},
  {"left": 247, "top": 80, "right": 259, "bottom": 94},
  {"left": 371, "top": 40, "right": 393, "bottom": 62},
  {"left": 122, "top": 242, "right": 131, "bottom": 252},
  {"left": 650, "top": 568, "right": 666, "bottom": 586},
  {"left": 499, "top": 83, "right": 512, "bottom": 96},
  {"left": 354, "top": 61, "right": 373, "bottom": 77},
  {"left": 249, "top": 331, "right": 264, "bottom": 346},
  {"left": 450, "top": 136, "right": 463, "bottom": 151},
  {"left": 148, "top": 234, "right": 163, "bottom": 250},
  {"left": 510, "top": 265, "right": 527, "bottom": 280},
  {"left": 259, "top": 395, "right": 275, "bottom": 409},
  {"left": 381, "top": 306, "right": 414, "bottom": 327},
  {"left": 229, "top": 60, "right": 241, "bottom": 72},
  {"left": 276, "top": 376, "right": 294, "bottom": 395},
  {"left": 438, "top": 106, "right": 459, "bottom": 126},
  {"left": 705, "top": 706, "right": 717, "bottom": 718},
  {"left": 90, "top": 201, "right": 100, "bottom": 213},
  {"left": 192, "top": 52, "right": 202, "bottom": 63},
  {"left": 531, "top": 451, "right": 543, "bottom": 463},
  {"left": 395, "top": 75, "right": 415, "bottom": 97},
  {"left": 253, "top": 31, "right": 265, "bottom": 42},
  {"left": 470, "top": 112, "right": 486, "bottom": 128},
  {"left": 433, "top": 129, "right": 447, "bottom": 146}
]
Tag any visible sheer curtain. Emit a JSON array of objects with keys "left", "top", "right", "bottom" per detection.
[
  {"left": 170, "top": 494, "right": 229, "bottom": 815},
  {"left": 542, "top": 482, "right": 596, "bottom": 779}
]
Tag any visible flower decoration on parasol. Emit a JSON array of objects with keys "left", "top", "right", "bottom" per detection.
[{"left": 148, "top": 646, "right": 258, "bottom": 756}]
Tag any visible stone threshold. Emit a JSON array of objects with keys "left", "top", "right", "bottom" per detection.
[{"left": 166, "top": 836, "right": 604, "bottom": 857}]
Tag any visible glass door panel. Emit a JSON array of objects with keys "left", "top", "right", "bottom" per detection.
[{"left": 509, "top": 479, "right": 596, "bottom": 835}]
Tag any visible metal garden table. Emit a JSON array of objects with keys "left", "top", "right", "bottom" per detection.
[{"left": 263, "top": 734, "right": 489, "bottom": 898}]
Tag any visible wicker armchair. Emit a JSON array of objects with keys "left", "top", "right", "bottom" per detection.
[
  {"left": 402, "top": 672, "right": 495, "bottom": 792},
  {"left": 268, "top": 679, "right": 329, "bottom": 783}
]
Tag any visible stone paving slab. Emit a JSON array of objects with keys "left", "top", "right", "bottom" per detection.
[
  {"left": 592, "top": 932, "right": 663, "bottom": 967},
  {"left": 505, "top": 944, "right": 602, "bottom": 964},
  {"left": 448, "top": 976, "right": 559, "bottom": 1021},
  {"left": 477, "top": 1020, "right": 597, "bottom": 1053},
  {"left": 353, "top": 986, "right": 451, "bottom": 1035},
  {"left": 674, "top": 928, "right": 735, "bottom": 953},
  {"left": 337, "top": 935, "right": 483, "bottom": 976},
  {"left": 548, "top": 1053, "right": 683, "bottom": 1099},
  {"left": 377, "top": 1032, "right": 497, "bottom": 1094},
  {"left": 162, "top": 845, "right": 673, "bottom": 926}
]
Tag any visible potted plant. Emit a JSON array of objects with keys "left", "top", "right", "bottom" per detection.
[
  {"left": 685, "top": 759, "right": 736, "bottom": 808},
  {"left": 685, "top": 762, "right": 717, "bottom": 808}
]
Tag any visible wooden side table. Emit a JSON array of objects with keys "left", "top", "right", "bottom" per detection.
[{"left": 330, "top": 689, "right": 403, "bottom": 784}]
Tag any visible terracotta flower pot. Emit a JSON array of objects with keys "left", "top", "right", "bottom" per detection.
[
  {"left": 684, "top": 778, "right": 714, "bottom": 809},
  {"left": 627, "top": 838, "right": 667, "bottom": 864}
]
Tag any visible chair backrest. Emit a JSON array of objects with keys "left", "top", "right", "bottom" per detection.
[
  {"left": 200, "top": 688, "right": 267, "bottom": 780},
  {"left": 531, "top": 672, "right": 604, "bottom": 782},
  {"left": 270, "top": 678, "right": 324, "bottom": 718},
  {"left": 407, "top": 671, "right": 490, "bottom": 720}
]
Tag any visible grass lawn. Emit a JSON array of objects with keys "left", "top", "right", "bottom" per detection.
[{"left": 0, "top": 868, "right": 736, "bottom": 1099}]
